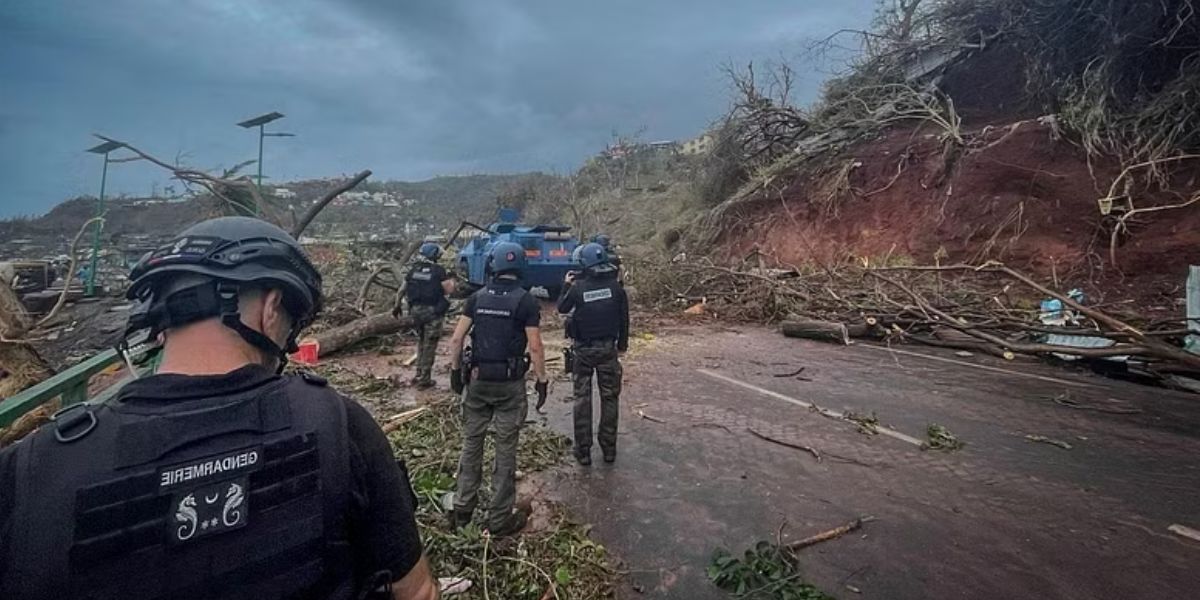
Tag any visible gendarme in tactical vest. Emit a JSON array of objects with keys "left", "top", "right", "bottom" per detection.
[
  {"left": 3, "top": 370, "right": 356, "bottom": 600},
  {"left": 469, "top": 280, "right": 530, "bottom": 382},
  {"left": 405, "top": 260, "right": 448, "bottom": 314},
  {"left": 567, "top": 267, "right": 622, "bottom": 343}
]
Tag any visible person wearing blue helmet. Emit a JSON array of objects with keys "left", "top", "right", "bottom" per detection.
[
  {"left": 401, "top": 242, "right": 455, "bottom": 389},
  {"left": 445, "top": 241, "right": 548, "bottom": 536},
  {"left": 591, "top": 234, "right": 623, "bottom": 284},
  {"left": 557, "top": 242, "right": 629, "bottom": 465}
]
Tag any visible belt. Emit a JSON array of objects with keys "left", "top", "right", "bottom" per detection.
[{"left": 577, "top": 338, "right": 616, "bottom": 346}]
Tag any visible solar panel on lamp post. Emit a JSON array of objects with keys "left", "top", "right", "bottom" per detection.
[
  {"left": 83, "top": 140, "right": 125, "bottom": 296},
  {"left": 236, "top": 112, "right": 293, "bottom": 211}
]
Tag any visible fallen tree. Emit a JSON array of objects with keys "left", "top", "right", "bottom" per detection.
[
  {"left": 632, "top": 255, "right": 1200, "bottom": 384},
  {"left": 312, "top": 312, "right": 417, "bottom": 357}
]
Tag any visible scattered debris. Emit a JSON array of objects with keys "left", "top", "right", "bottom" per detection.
[
  {"left": 1049, "top": 392, "right": 1142, "bottom": 414},
  {"left": 923, "top": 423, "right": 964, "bottom": 451},
  {"left": 381, "top": 407, "right": 429, "bottom": 434},
  {"left": 377, "top": 372, "right": 614, "bottom": 598},
  {"left": 843, "top": 410, "right": 880, "bottom": 435},
  {"left": 708, "top": 541, "right": 835, "bottom": 600},
  {"left": 1168, "top": 524, "right": 1200, "bottom": 543},
  {"left": 642, "top": 258, "right": 1200, "bottom": 387},
  {"left": 692, "top": 422, "right": 735, "bottom": 433},
  {"left": 1024, "top": 434, "right": 1073, "bottom": 450},
  {"left": 312, "top": 312, "right": 417, "bottom": 357},
  {"left": 773, "top": 366, "right": 807, "bottom": 378},
  {"left": 438, "top": 577, "right": 473, "bottom": 595},
  {"left": 785, "top": 516, "right": 875, "bottom": 552},
  {"left": 780, "top": 318, "right": 850, "bottom": 345},
  {"left": 748, "top": 428, "right": 821, "bottom": 462},
  {"left": 637, "top": 409, "right": 666, "bottom": 424}
]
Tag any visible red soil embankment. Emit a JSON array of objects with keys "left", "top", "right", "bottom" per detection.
[{"left": 722, "top": 121, "right": 1200, "bottom": 312}]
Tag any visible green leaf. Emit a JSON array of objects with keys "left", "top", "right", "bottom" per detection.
[{"left": 555, "top": 565, "right": 573, "bottom": 586}]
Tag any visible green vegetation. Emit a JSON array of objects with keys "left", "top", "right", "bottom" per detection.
[
  {"left": 302, "top": 362, "right": 616, "bottom": 598},
  {"left": 708, "top": 541, "right": 835, "bottom": 600},
  {"left": 923, "top": 423, "right": 964, "bottom": 451},
  {"left": 394, "top": 399, "right": 615, "bottom": 599}
]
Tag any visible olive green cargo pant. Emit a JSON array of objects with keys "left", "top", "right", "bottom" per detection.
[
  {"left": 409, "top": 304, "right": 443, "bottom": 385},
  {"left": 572, "top": 340, "right": 622, "bottom": 455},
  {"left": 453, "top": 377, "right": 527, "bottom": 530}
]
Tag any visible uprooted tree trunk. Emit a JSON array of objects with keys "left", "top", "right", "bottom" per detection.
[
  {"left": 1, "top": 274, "right": 55, "bottom": 445},
  {"left": 1, "top": 215, "right": 104, "bottom": 392},
  {"left": 313, "top": 313, "right": 417, "bottom": 357},
  {"left": 1, "top": 264, "right": 53, "bottom": 390},
  {"left": 781, "top": 319, "right": 851, "bottom": 345}
]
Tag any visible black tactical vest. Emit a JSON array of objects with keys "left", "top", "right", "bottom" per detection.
[
  {"left": 2, "top": 372, "right": 355, "bottom": 600},
  {"left": 571, "top": 272, "right": 622, "bottom": 342},
  {"left": 470, "top": 282, "right": 529, "bottom": 380},
  {"left": 405, "top": 261, "right": 444, "bottom": 306}
]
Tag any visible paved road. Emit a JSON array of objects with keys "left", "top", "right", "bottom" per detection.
[{"left": 538, "top": 325, "right": 1200, "bottom": 600}]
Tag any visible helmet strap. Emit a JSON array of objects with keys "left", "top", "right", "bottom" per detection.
[{"left": 216, "top": 282, "right": 290, "bottom": 374}]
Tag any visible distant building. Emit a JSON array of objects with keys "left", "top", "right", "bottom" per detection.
[
  {"left": 273, "top": 188, "right": 297, "bottom": 199},
  {"left": 680, "top": 133, "right": 714, "bottom": 156}
]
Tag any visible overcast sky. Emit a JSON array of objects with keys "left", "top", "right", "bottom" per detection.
[{"left": 0, "top": 0, "right": 875, "bottom": 217}]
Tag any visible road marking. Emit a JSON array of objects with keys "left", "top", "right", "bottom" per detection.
[
  {"left": 696, "top": 368, "right": 924, "bottom": 446},
  {"left": 856, "top": 345, "right": 1098, "bottom": 388}
]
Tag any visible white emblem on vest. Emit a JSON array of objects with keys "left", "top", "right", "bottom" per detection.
[
  {"left": 412, "top": 271, "right": 433, "bottom": 281},
  {"left": 477, "top": 308, "right": 513, "bottom": 317},
  {"left": 176, "top": 494, "right": 199, "bottom": 541},
  {"left": 583, "top": 288, "right": 613, "bottom": 303},
  {"left": 223, "top": 482, "right": 245, "bottom": 526}
]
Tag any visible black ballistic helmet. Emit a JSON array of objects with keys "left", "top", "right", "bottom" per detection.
[{"left": 126, "top": 217, "right": 323, "bottom": 358}]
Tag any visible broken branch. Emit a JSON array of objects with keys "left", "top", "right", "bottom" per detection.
[
  {"left": 748, "top": 428, "right": 821, "bottom": 462},
  {"left": 784, "top": 516, "right": 875, "bottom": 551}
]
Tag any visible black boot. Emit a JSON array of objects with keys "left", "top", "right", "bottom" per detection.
[
  {"left": 446, "top": 509, "right": 473, "bottom": 530},
  {"left": 574, "top": 448, "right": 592, "bottom": 466},
  {"left": 602, "top": 448, "right": 616, "bottom": 464},
  {"left": 489, "top": 508, "right": 529, "bottom": 537}
]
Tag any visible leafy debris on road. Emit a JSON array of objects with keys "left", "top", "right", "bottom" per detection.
[
  {"left": 1024, "top": 434, "right": 1073, "bottom": 450},
  {"left": 843, "top": 410, "right": 880, "bottom": 435},
  {"left": 923, "top": 423, "right": 964, "bottom": 451},
  {"left": 709, "top": 541, "right": 835, "bottom": 600}
]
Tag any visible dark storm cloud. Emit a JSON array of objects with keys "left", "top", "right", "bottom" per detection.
[{"left": 0, "top": 0, "right": 875, "bottom": 217}]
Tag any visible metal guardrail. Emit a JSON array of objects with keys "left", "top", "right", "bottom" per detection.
[{"left": 0, "top": 345, "right": 154, "bottom": 429}]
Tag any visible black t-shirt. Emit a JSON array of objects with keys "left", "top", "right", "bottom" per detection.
[{"left": 0, "top": 366, "right": 423, "bottom": 589}]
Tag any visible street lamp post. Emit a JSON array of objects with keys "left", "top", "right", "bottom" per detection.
[
  {"left": 236, "top": 112, "right": 293, "bottom": 203},
  {"left": 84, "top": 140, "right": 125, "bottom": 296}
]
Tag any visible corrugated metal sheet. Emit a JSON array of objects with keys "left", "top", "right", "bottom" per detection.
[{"left": 1042, "top": 333, "right": 1126, "bottom": 362}]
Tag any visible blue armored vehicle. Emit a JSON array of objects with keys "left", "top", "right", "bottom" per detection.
[{"left": 454, "top": 208, "right": 579, "bottom": 298}]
